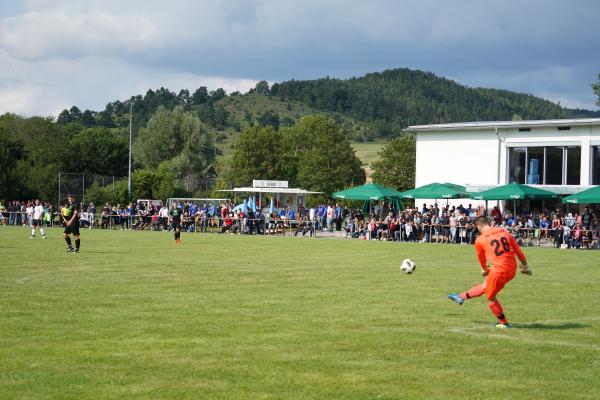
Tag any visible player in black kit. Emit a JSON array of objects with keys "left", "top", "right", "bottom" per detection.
[
  {"left": 62, "top": 195, "right": 81, "bottom": 253},
  {"left": 169, "top": 201, "right": 183, "bottom": 244}
]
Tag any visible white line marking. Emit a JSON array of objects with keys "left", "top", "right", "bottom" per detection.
[
  {"left": 448, "top": 315, "right": 600, "bottom": 333},
  {"left": 448, "top": 316, "right": 600, "bottom": 351},
  {"left": 15, "top": 276, "right": 32, "bottom": 284}
]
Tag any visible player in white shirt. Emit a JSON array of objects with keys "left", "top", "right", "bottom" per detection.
[{"left": 30, "top": 199, "right": 47, "bottom": 239}]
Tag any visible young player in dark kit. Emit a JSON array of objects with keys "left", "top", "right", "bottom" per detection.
[
  {"left": 169, "top": 201, "right": 183, "bottom": 244},
  {"left": 447, "top": 215, "right": 532, "bottom": 328},
  {"left": 62, "top": 195, "right": 81, "bottom": 253}
]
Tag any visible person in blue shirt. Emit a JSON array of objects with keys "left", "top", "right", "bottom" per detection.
[
  {"left": 335, "top": 204, "right": 342, "bottom": 231},
  {"left": 317, "top": 205, "right": 326, "bottom": 230},
  {"left": 539, "top": 216, "right": 550, "bottom": 239}
]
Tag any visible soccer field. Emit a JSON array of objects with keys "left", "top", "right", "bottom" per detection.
[{"left": 1, "top": 228, "right": 599, "bottom": 399}]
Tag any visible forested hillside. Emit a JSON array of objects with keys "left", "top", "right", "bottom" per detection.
[
  {"left": 2, "top": 67, "right": 599, "bottom": 201},
  {"left": 54, "top": 67, "right": 599, "bottom": 144},
  {"left": 270, "top": 68, "right": 599, "bottom": 137}
]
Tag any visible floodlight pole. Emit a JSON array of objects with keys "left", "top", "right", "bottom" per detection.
[{"left": 128, "top": 100, "right": 133, "bottom": 201}]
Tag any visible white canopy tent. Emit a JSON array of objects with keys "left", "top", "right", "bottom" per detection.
[{"left": 219, "top": 180, "right": 322, "bottom": 214}]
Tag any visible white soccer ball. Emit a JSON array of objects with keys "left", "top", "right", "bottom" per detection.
[{"left": 400, "top": 259, "right": 416, "bottom": 274}]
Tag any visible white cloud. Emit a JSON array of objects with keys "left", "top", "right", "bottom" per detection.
[
  {"left": 0, "top": 50, "right": 257, "bottom": 116},
  {"left": 0, "top": 8, "right": 162, "bottom": 60},
  {"left": 0, "top": 0, "right": 598, "bottom": 115}
]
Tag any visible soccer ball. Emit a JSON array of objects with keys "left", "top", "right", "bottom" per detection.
[{"left": 400, "top": 259, "right": 416, "bottom": 274}]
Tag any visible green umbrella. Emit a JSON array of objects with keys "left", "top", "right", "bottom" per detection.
[
  {"left": 562, "top": 186, "right": 600, "bottom": 204},
  {"left": 471, "top": 182, "right": 558, "bottom": 200},
  {"left": 333, "top": 183, "right": 404, "bottom": 201},
  {"left": 399, "top": 182, "right": 470, "bottom": 199}
]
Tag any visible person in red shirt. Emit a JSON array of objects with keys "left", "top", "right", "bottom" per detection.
[{"left": 448, "top": 215, "right": 532, "bottom": 328}]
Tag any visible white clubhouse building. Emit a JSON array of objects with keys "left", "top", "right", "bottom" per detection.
[{"left": 406, "top": 118, "right": 600, "bottom": 209}]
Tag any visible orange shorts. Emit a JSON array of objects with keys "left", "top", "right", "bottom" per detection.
[{"left": 485, "top": 269, "right": 516, "bottom": 300}]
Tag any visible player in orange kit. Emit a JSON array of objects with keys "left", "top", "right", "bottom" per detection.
[{"left": 447, "top": 215, "right": 532, "bottom": 328}]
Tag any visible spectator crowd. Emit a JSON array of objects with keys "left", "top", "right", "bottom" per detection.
[{"left": 1, "top": 198, "right": 599, "bottom": 249}]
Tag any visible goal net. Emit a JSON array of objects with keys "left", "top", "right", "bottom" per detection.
[{"left": 58, "top": 173, "right": 85, "bottom": 206}]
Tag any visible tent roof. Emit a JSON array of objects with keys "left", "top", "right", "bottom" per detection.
[
  {"left": 472, "top": 182, "right": 558, "bottom": 200},
  {"left": 562, "top": 185, "right": 600, "bottom": 204},
  {"left": 333, "top": 183, "right": 403, "bottom": 201},
  {"left": 219, "top": 187, "right": 322, "bottom": 195},
  {"left": 399, "top": 182, "right": 470, "bottom": 199}
]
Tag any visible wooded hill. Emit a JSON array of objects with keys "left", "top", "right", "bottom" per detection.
[{"left": 56, "top": 67, "right": 599, "bottom": 148}]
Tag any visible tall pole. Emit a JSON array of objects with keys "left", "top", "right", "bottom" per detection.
[{"left": 128, "top": 100, "right": 133, "bottom": 201}]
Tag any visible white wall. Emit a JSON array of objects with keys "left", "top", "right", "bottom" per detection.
[
  {"left": 415, "top": 129, "right": 499, "bottom": 209},
  {"left": 416, "top": 129, "right": 499, "bottom": 186},
  {"left": 414, "top": 122, "right": 600, "bottom": 210}
]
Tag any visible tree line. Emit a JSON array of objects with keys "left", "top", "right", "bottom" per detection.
[
  {"left": 270, "top": 68, "right": 599, "bottom": 137},
  {"left": 2, "top": 69, "right": 599, "bottom": 203}
]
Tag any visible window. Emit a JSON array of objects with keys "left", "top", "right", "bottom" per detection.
[
  {"left": 557, "top": 126, "right": 571, "bottom": 131},
  {"left": 507, "top": 145, "right": 580, "bottom": 185},
  {"left": 593, "top": 146, "right": 600, "bottom": 185},
  {"left": 566, "top": 146, "right": 581, "bottom": 185},
  {"left": 526, "top": 147, "right": 544, "bottom": 184},
  {"left": 545, "top": 147, "right": 563, "bottom": 185},
  {"left": 508, "top": 147, "right": 526, "bottom": 183}
]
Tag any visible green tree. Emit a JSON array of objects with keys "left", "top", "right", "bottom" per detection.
[
  {"left": 593, "top": 73, "right": 600, "bottom": 108},
  {"left": 57, "top": 109, "right": 72, "bottom": 124},
  {"left": 69, "top": 106, "right": 82, "bottom": 121},
  {"left": 256, "top": 110, "right": 280, "bottom": 130},
  {"left": 192, "top": 86, "right": 209, "bottom": 105},
  {"left": 0, "top": 125, "right": 25, "bottom": 199},
  {"left": 255, "top": 80, "right": 270, "bottom": 95},
  {"left": 135, "top": 106, "right": 215, "bottom": 193},
  {"left": 225, "top": 125, "right": 282, "bottom": 187},
  {"left": 135, "top": 106, "right": 196, "bottom": 168},
  {"left": 371, "top": 134, "right": 416, "bottom": 191},
  {"left": 64, "top": 128, "right": 129, "bottom": 176},
  {"left": 282, "top": 115, "right": 365, "bottom": 195},
  {"left": 177, "top": 89, "right": 192, "bottom": 110},
  {"left": 81, "top": 110, "right": 95, "bottom": 127}
]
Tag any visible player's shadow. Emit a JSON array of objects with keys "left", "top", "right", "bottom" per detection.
[{"left": 512, "top": 322, "right": 590, "bottom": 330}]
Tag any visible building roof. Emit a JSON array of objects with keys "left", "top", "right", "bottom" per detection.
[
  {"left": 219, "top": 187, "right": 322, "bottom": 195},
  {"left": 406, "top": 118, "right": 600, "bottom": 132}
]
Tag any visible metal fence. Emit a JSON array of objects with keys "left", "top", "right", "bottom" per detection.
[{"left": 2, "top": 211, "right": 599, "bottom": 249}]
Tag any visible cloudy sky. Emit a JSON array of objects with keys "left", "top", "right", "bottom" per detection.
[{"left": 1, "top": 0, "right": 599, "bottom": 117}]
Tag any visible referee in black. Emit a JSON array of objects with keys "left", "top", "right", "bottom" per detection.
[
  {"left": 169, "top": 201, "right": 183, "bottom": 245},
  {"left": 62, "top": 195, "right": 81, "bottom": 253}
]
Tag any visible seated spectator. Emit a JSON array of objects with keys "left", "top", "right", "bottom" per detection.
[
  {"left": 79, "top": 210, "right": 90, "bottom": 228},
  {"left": 571, "top": 223, "right": 583, "bottom": 249},
  {"left": 539, "top": 216, "right": 550, "bottom": 239},
  {"left": 221, "top": 214, "right": 233, "bottom": 233}
]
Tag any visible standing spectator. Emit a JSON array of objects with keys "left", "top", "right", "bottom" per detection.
[
  {"left": 581, "top": 207, "right": 594, "bottom": 242},
  {"left": 326, "top": 204, "right": 335, "bottom": 233},
  {"left": 88, "top": 202, "right": 96, "bottom": 228},
  {"left": 26, "top": 202, "right": 34, "bottom": 227},
  {"left": 449, "top": 213, "right": 458, "bottom": 244},
  {"left": 458, "top": 212, "right": 469, "bottom": 244},
  {"left": 490, "top": 206, "right": 502, "bottom": 225},
  {"left": 158, "top": 204, "right": 169, "bottom": 230},
  {"left": 552, "top": 216, "right": 564, "bottom": 248}
]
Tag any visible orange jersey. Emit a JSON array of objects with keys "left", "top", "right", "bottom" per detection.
[{"left": 474, "top": 227, "right": 526, "bottom": 274}]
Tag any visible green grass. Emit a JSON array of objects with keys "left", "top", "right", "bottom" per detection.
[
  {"left": 350, "top": 140, "right": 387, "bottom": 167},
  {"left": 209, "top": 93, "right": 370, "bottom": 159},
  {"left": 1, "top": 228, "right": 599, "bottom": 399}
]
